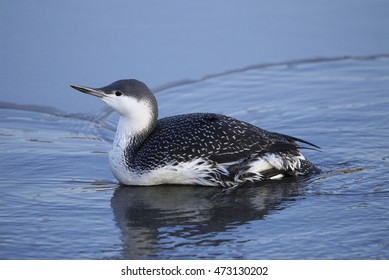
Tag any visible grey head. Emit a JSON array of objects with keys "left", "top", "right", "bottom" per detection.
[{"left": 70, "top": 79, "right": 158, "bottom": 123}]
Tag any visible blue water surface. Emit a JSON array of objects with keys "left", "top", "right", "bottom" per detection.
[{"left": 1, "top": 56, "right": 388, "bottom": 259}]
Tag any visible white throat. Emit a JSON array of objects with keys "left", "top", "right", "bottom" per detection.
[{"left": 103, "top": 96, "right": 155, "bottom": 146}]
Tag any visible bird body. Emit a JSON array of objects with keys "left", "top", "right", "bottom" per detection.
[{"left": 71, "top": 79, "right": 318, "bottom": 190}]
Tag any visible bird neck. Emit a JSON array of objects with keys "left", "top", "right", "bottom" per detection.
[
  {"left": 113, "top": 113, "right": 157, "bottom": 154},
  {"left": 110, "top": 96, "right": 158, "bottom": 174}
]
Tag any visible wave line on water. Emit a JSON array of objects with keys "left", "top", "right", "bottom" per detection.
[
  {"left": 1, "top": 53, "right": 388, "bottom": 128},
  {"left": 153, "top": 53, "right": 389, "bottom": 93}
]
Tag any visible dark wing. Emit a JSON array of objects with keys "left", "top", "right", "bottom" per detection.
[
  {"left": 203, "top": 114, "right": 305, "bottom": 163},
  {"left": 132, "top": 113, "right": 316, "bottom": 169}
]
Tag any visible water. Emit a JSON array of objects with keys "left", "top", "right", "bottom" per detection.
[
  {"left": 2, "top": 0, "right": 389, "bottom": 113},
  {"left": 1, "top": 55, "right": 388, "bottom": 259}
]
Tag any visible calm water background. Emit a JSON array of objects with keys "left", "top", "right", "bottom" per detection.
[{"left": 1, "top": 1, "right": 389, "bottom": 259}]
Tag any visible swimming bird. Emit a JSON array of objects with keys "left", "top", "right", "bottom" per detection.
[{"left": 70, "top": 79, "right": 319, "bottom": 191}]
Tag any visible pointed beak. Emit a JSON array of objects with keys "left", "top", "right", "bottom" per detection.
[{"left": 70, "top": 84, "right": 106, "bottom": 98}]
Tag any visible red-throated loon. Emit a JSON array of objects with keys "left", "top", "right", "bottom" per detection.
[{"left": 70, "top": 79, "right": 319, "bottom": 191}]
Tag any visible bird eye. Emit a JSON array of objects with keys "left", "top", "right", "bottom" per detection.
[{"left": 114, "top": 91, "right": 122, "bottom": 96}]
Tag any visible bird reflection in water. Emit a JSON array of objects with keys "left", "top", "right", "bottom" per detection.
[{"left": 110, "top": 177, "right": 306, "bottom": 259}]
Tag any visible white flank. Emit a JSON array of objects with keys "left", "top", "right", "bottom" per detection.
[
  {"left": 245, "top": 152, "right": 306, "bottom": 176},
  {"left": 110, "top": 157, "right": 218, "bottom": 186},
  {"left": 245, "top": 158, "right": 274, "bottom": 174}
]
